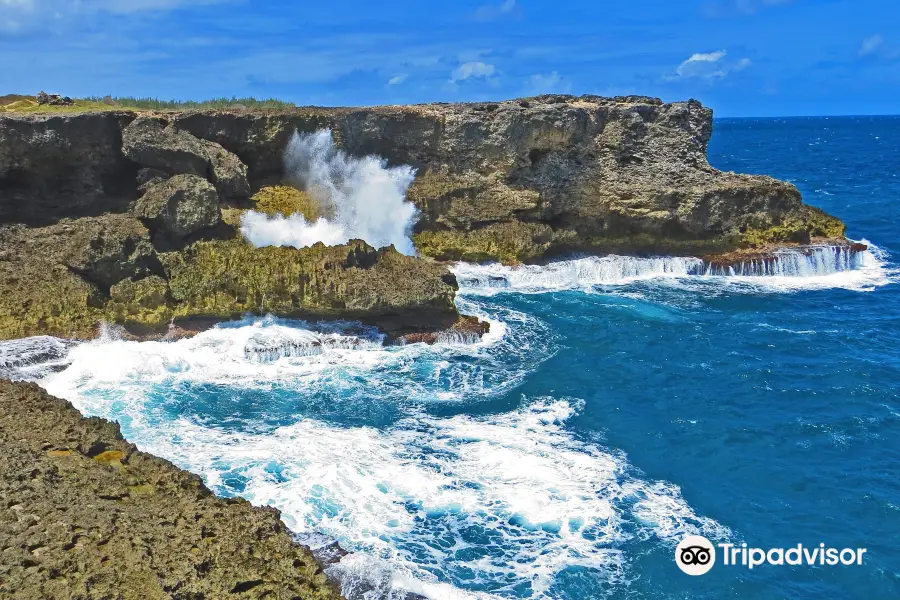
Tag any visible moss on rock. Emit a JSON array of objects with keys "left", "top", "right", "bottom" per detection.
[
  {"left": 0, "top": 261, "right": 104, "bottom": 339},
  {"left": 165, "top": 237, "right": 457, "bottom": 327},
  {"left": 414, "top": 222, "right": 562, "bottom": 264},
  {"left": 742, "top": 205, "right": 846, "bottom": 247},
  {"left": 250, "top": 185, "right": 322, "bottom": 220},
  {"left": 105, "top": 276, "right": 173, "bottom": 331},
  {"left": 414, "top": 222, "right": 742, "bottom": 264}
]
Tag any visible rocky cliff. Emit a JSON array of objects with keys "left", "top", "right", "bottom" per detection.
[
  {"left": 0, "top": 380, "right": 342, "bottom": 600},
  {"left": 0, "top": 94, "right": 845, "bottom": 339}
]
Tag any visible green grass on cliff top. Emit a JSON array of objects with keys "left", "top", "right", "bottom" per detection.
[{"left": 0, "top": 94, "right": 295, "bottom": 113}]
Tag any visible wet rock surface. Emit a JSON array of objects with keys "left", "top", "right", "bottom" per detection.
[{"left": 0, "top": 380, "right": 343, "bottom": 600}]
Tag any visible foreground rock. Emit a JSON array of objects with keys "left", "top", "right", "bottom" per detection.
[{"left": 0, "top": 380, "right": 342, "bottom": 600}]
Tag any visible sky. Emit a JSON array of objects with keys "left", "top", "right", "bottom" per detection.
[{"left": 0, "top": 0, "right": 898, "bottom": 117}]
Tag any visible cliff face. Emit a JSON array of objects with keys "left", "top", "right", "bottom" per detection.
[
  {"left": 0, "top": 109, "right": 463, "bottom": 341},
  {"left": 0, "top": 95, "right": 844, "bottom": 339},
  {"left": 1, "top": 95, "right": 843, "bottom": 254},
  {"left": 0, "top": 380, "right": 343, "bottom": 600}
]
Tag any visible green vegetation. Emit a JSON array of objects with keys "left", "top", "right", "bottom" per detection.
[
  {"left": 742, "top": 205, "right": 846, "bottom": 247},
  {"left": 414, "top": 222, "right": 740, "bottom": 264},
  {"left": 0, "top": 94, "right": 295, "bottom": 113},
  {"left": 250, "top": 185, "right": 324, "bottom": 219}
]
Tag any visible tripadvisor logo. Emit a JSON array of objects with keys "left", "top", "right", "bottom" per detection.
[
  {"left": 676, "top": 535, "right": 716, "bottom": 575},
  {"left": 675, "top": 535, "right": 867, "bottom": 576}
]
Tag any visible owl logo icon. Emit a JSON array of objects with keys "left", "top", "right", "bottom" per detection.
[{"left": 675, "top": 535, "right": 716, "bottom": 575}]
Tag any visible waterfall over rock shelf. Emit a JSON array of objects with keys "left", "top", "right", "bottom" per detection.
[
  {"left": 454, "top": 244, "right": 886, "bottom": 295},
  {"left": 703, "top": 245, "right": 867, "bottom": 277}
]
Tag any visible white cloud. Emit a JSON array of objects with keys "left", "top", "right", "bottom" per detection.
[
  {"left": 525, "top": 71, "right": 571, "bottom": 94},
  {"left": 451, "top": 61, "right": 495, "bottom": 82},
  {"left": 474, "top": 0, "right": 515, "bottom": 21},
  {"left": 387, "top": 73, "right": 408, "bottom": 86},
  {"left": 859, "top": 34, "right": 884, "bottom": 57},
  {"left": 670, "top": 49, "right": 751, "bottom": 80}
]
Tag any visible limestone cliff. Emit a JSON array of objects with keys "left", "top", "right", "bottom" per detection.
[{"left": 0, "top": 94, "right": 846, "bottom": 339}]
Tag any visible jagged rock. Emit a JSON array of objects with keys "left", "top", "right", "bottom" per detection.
[
  {"left": 164, "top": 238, "right": 459, "bottom": 338},
  {"left": 0, "top": 214, "right": 461, "bottom": 340},
  {"left": 133, "top": 174, "right": 221, "bottom": 241},
  {"left": 106, "top": 275, "right": 172, "bottom": 330},
  {"left": 122, "top": 117, "right": 211, "bottom": 177},
  {"left": 61, "top": 214, "right": 158, "bottom": 289},
  {"left": 121, "top": 117, "right": 251, "bottom": 201},
  {"left": 201, "top": 139, "right": 251, "bottom": 199},
  {"left": 0, "top": 381, "right": 342, "bottom": 600},
  {"left": 136, "top": 167, "right": 168, "bottom": 194}
]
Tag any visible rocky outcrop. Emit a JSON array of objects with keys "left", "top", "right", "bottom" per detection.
[
  {"left": 133, "top": 174, "right": 222, "bottom": 242},
  {"left": 0, "top": 380, "right": 342, "bottom": 600},
  {"left": 0, "top": 96, "right": 845, "bottom": 263},
  {"left": 0, "top": 112, "right": 137, "bottom": 225},
  {"left": 122, "top": 117, "right": 212, "bottom": 177},
  {"left": 0, "top": 107, "right": 466, "bottom": 342},
  {"left": 122, "top": 116, "right": 251, "bottom": 202},
  {"left": 0, "top": 217, "right": 459, "bottom": 340},
  {"left": 0, "top": 94, "right": 848, "bottom": 339}
]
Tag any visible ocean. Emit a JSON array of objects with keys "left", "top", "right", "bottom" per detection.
[{"left": 10, "top": 116, "right": 900, "bottom": 599}]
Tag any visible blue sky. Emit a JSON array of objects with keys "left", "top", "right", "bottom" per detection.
[{"left": 1, "top": 0, "right": 897, "bottom": 116}]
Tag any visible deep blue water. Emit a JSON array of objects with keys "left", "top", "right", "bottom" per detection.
[{"left": 26, "top": 116, "right": 900, "bottom": 599}]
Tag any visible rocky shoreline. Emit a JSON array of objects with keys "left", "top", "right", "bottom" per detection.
[
  {"left": 0, "top": 380, "right": 343, "bottom": 600},
  {"left": 0, "top": 94, "right": 849, "bottom": 342},
  {"left": 0, "top": 94, "right": 861, "bottom": 598}
]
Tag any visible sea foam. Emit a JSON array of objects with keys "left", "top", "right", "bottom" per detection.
[
  {"left": 240, "top": 129, "right": 418, "bottom": 254},
  {"left": 34, "top": 300, "right": 727, "bottom": 599},
  {"left": 453, "top": 242, "right": 894, "bottom": 296}
]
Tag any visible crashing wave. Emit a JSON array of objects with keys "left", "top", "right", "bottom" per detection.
[
  {"left": 703, "top": 245, "right": 867, "bottom": 276},
  {"left": 453, "top": 255, "right": 706, "bottom": 293},
  {"left": 455, "top": 243, "right": 891, "bottom": 295},
  {"left": 244, "top": 330, "right": 382, "bottom": 363}
]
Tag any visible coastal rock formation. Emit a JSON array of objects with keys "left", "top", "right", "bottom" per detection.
[
  {"left": 133, "top": 174, "right": 222, "bottom": 242},
  {"left": 0, "top": 217, "right": 459, "bottom": 340},
  {"left": 122, "top": 117, "right": 212, "bottom": 178},
  {"left": 0, "top": 95, "right": 849, "bottom": 339},
  {"left": 0, "top": 380, "right": 342, "bottom": 600}
]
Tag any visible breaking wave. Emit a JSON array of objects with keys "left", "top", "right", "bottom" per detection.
[
  {"left": 15, "top": 239, "right": 893, "bottom": 598},
  {"left": 454, "top": 242, "right": 893, "bottom": 296},
  {"left": 29, "top": 297, "right": 729, "bottom": 600},
  {"left": 240, "top": 129, "right": 418, "bottom": 254}
]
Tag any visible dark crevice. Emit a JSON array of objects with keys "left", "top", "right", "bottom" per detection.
[{"left": 230, "top": 579, "right": 265, "bottom": 594}]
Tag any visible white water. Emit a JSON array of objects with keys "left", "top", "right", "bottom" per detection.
[
  {"left": 29, "top": 303, "right": 729, "bottom": 600},
  {"left": 240, "top": 129, "right": 419, "bottom": 255},
  {"left": 454, "top": 243, "right": 893, "bottom": 296},
  {"left": 15, "top": 240, "right": 894, "bottom": 600}
]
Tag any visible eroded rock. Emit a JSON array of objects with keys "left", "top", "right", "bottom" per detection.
[
  {"left": 201, "top": 139, "right": 251, "bottom": 199},
  {"left": 122, "top": 117, "right": 211, "bottom": 177},
  {"left": 0, "top": 381, "right": 343, "bottom": 600},
  {"left": 133, "top": 174, "right": 221, "bottom": 241}
]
